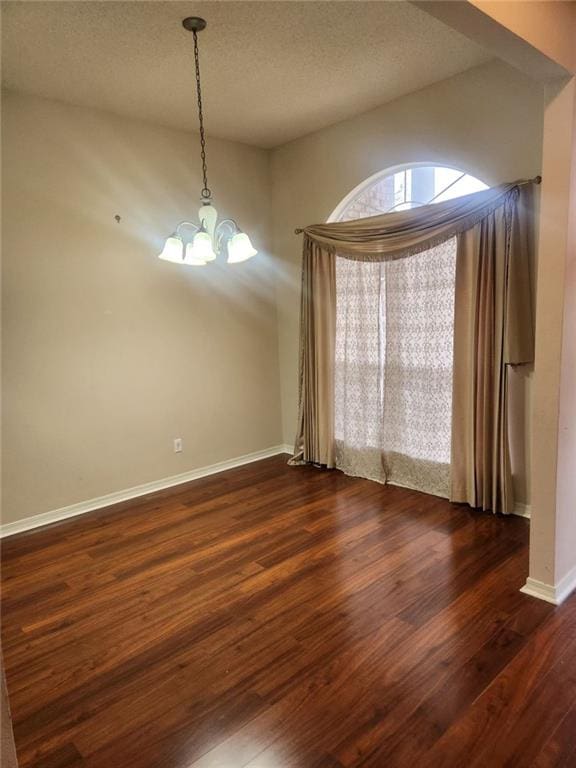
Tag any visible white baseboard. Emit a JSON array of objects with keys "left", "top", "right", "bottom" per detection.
[
  {"left": 513, "top": 502, "right": 531, "bottom": 519},
  {"left": 520, "top": 578, "right": 558, "bottom": 605},
  {"left": 0, "top": 439, "right": 529, "bottom": 541},
  {"left": 521, "top": 563, "right": 576, "bottom": 606},
  {"left": 555, "top": 564, "right": 576, "bottom": 604},
  {"left": 387, "top": 479, "right": 531, "bottom": 520},
  {"left": 0, "top": 444, "right": 292, "bottom": 538}
]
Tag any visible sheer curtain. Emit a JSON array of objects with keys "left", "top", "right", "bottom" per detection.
[{"left": 334, "top": 238, "right": 456, "bottom": 497}]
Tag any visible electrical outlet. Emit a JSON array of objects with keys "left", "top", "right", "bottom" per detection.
[{"left": 173, "top": 438, "right": 183, "bottom": 453}]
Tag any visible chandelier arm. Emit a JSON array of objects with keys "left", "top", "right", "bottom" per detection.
[
  {"left": 192, "top": 29, "right": 211, "bottom": 201},
  {"left": 214, "top": 221, "right": 237, "bottom": 256},
  {"left": 175, "top": 221, "right": 201, "bottom": 236},
  {"left": 215, "top": 219, "right": 240, "bottom": 236}
]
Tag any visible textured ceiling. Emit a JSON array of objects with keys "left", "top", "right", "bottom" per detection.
[{"left": 1, "top": 1, "right": 491, "bottom": 148}]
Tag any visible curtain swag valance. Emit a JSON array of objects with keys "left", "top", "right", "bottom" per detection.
[
  {"left": 291, "top": 176, "right": 539, "bottom": 515},
  {"left": 295, "top": 176, "right": 540, "bottom": 261}
]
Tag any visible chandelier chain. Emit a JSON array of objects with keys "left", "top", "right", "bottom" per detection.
[{"left": 192, "top": 29, "right": 211, "bottom": 200}]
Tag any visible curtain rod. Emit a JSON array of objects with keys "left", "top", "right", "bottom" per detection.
[{"left": 294, "top": 175, "right": 542, "bottom": 235}]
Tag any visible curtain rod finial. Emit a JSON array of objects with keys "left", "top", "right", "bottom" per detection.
[
  {"left": 295, "top": 228, "right": 304, "bottom": 234},
  {"left": 534, "top": 175, "right": 542, "bottom": 185}
]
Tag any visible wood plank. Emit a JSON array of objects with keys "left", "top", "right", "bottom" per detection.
[{"left": 2, "top": 455, "right": 574, "bottom": 767}]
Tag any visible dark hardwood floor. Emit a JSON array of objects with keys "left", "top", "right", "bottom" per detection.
[{"left": 2, "top": 455, "right": 576, "bottom": 768}]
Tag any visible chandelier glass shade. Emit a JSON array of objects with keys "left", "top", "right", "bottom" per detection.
[{"left": 158, "top": 18, "right": 257, "bottom": 267}]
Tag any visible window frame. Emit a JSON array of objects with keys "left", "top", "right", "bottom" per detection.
[{"left": 328, "top": 162, "right": 489, "bottom": 223}]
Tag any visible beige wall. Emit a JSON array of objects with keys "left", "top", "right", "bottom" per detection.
[
  {"left": 1, "top": 655, "right": 18, "bottom": 768},
  {"left": 556, "top": 78, "right": 576, "bottom": 581},
  {"left": 415, "top": 1, "right": 575, "bottom": 82},
  {"left": 1, "top": 91, "right": 282, "bottom": 524},
  {"left": 469, "top": 1, "right": 576, "bottom": 75},
  {"left": 530, "top": 76, "right": 576, "bottom": 588},
  {"left": 271, "top": 59, "right": 544, "bottom": 505},
  {"left": 555, "top": 78, "right": 576, "bottom": 585}
]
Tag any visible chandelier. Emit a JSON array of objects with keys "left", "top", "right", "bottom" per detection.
[{"left": 158, "top": 17, "right": 257, "bottom": 266}]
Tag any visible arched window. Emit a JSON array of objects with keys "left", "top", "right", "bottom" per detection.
[{"left": 331, "top": 163, "right": 488, "bottom": 222}]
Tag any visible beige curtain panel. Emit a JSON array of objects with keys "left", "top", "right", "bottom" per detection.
[
  {"left": 291, "top": 180, "right": 536, "bottom": 514},
  {"left": 292, "top": 239, "right": 336, "bottom": 466}
]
